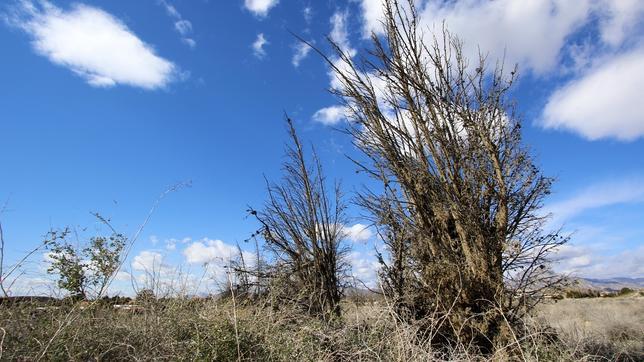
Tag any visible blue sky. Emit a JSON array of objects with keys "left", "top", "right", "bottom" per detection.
[{"left": 0, "top": 0, "right": 643, "bottom": 295}]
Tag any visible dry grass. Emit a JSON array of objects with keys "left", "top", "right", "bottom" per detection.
[
  {"left": 0, "top": 294, "right": 642, "bottom": 361},
  {"left": 536, "top": 295, "right": 644, "bottom": 361}
]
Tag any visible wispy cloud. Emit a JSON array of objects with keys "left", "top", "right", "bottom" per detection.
[
  {"left": 292, "top": 40, "right": 312, "bottom": 67},
  {"left": 596, "top": 0, "right": 644, "bottom": 47},
  {"left": 329, "top": 10, "right": 354, "bottom": 57},
  {"left": 158, "top": 0, "right": 196, "bottom": 49},
  {"left": 303, "top": 6, "right": 313, "bottom": 25},
  {"left": 6, "top": 1, "right": 178, "bottom": 89},
  {"left": 244, "top": 0, "right": 279, "bottom": 18},
  {"left": 160, "top": 237, "right": 190, "bottom": 251},
  {"left": 252, "top": 33, "right": 268, "bottom": 59},
  {"left": 174, "top": 20, "right": 192, "bottom": 36},
  {"left": 544, "top": 178, "right": 644, "bottom": 278},
  {"left": 554, "top": 243, "right": 644, "bottom": 278},
  {"left": 149, "top": 235, "right": 160, "bottom": 245},
  {"left": 544, "top": 178, "right": 644, "bottom": 225},
  {"left": 158, "top": 0, "right": 180, "bottom": 19},
  {"left": 312, "top": 10, "right": 356, "bottom": 125},
  {"left": 344, "top": 223, "right": 373, "bottom": 243},
  {"left": 312, "top": 105, "right": 348, "bottom": 125},
  {"left": 347, "top": 251, "right": 379, "bottom": 287}
]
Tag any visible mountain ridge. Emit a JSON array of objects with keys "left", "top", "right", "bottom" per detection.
[{"left": 576, "top": 277, "right": 644, "bottom": 291}]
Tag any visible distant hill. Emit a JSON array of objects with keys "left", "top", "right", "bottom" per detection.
[{"left": 576, "top": 277, "right": 644, "bottom": 291}]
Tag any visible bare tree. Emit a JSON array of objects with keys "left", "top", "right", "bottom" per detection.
[
  {"left": 319, "top": 0, "right": 566, "bottom": 350},
  {"left": 249, "top": 117, "right": 348, "bottom": 321}
]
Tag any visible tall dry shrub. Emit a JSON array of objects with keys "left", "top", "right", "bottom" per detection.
[
  {"left": 319, "top": 0, "right": 566, "bottom": 350},
  {"left": 249, "top": 118, "right": 348, "bottom": 321}
]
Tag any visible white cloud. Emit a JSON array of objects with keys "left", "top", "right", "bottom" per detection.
[
  {"left": 129, "top": 250, "right": 210, "bottom": 296},
  {"left": 360, "top": 0, "right": 593, "bottom": 73},
  {"left": 183, "top": 238, "right": 241, "bottom": 265},
  {"left": 5, "top": 275, "right": 56, "bottom": 297},
  {"left": 303, "top": 6, "right": 313, "bottom": 24},
  {"left": 348, "top": 251, "right": 379, "bottom": 287},
  {"left": 542, "top": 47, "right": 644, "bottom": 141},
  {"left": 317, "top": 9, "right": 395, "bottom": 128},
  {"left": 174, "top": 19, "right": 192, "bottom": 36},
  {"left": 312, "top": 105, "right": 348, "bottom": 125},
  {"left": 326, "top": 10, "right": 361, "bottom": 94},
  {"left": 9, "top": 1, "right": 177, "bottom": 89},
  {"left": 182, "top": 38, "right": 196, "bottom": 49},
  {"left": 159, "top": 0, "right": 181, "bottom": 19},
  {"left": 545, "top": 178, "right": 644, "bottom": 279},
  {"left": 183, "top": 238, "right": 256, "bottom": 287},
  {"left": 114, "top": 270, "right": 132, "bottom": 282},
  {"left": 359, "top": 0, "right": 384, "bottom": 37},
  {"left": 128, "top": 245, "right": 244, "bottom": 296},
  {"left": 244, "top": 0, "right": 279, "bottom": 18},
  {"left": 344, "top": 223, "right": 373, "bottom": 243},
  {"left": 162, "top": 237, "right": 191, "bottom": 251},
  {"left": 554, "top": 244, "right": 597, "bottom": 273},
  {"left": 311, "top": 10, "right": 364, "bottom": 127},
  {"left": 587, "top": 247, "right": 644, "bottom": 278},
  {"left": 554, "top": 243, "right": 644, "bottom": 278},
  {"left": 252, "top": 33, "right": 268, "bottom": 59},
  {"left": 544, "top": 178, "right": 644, "bottom": 225},
  {"left": 359, "top": 0, "right": 644, "bottom": 75},
  {"left": 132, "top": 250, "right": 165, "bottom": 272},
  {"left": 417, "top": 0, "right": 592, "bottom": 74},
  {"left": 356, "top": 1, "right": 644, "bottom": 140},
  {"left": 292, "top": 40, "right": 312, "bottom": 67},
  {"left": 330, "top": 10, "right": 354, "bottom": 56},
  {"left": 597, "top": 0, "right": 644, "bottom": 47}
]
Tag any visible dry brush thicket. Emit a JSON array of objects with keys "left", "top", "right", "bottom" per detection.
[
  {"left": 1, "top": 294, "right": 642, "bottom": 361},
  {"left": 316, "top": 0, "right": 567, "bottom": 352},
  {"left": 244, "top": 118, "right": 349, "bottom": 321}
]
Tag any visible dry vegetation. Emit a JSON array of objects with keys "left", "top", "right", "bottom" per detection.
[
  {"left": 1, "top": 1, "right": 642, "bottom": 361},
  {"left": 536, "top": 295, "right": 644, "bottom": 360},
  {"left": 1, "top": 294, "right": 642, "bottom": 361}
]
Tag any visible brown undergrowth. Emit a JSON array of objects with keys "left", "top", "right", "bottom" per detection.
[{"left": 1, "top": 294, "right": 641, "bottom": 361}]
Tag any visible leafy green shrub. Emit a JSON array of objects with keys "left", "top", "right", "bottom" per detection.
[{"left": 46, "top": 228, "right": 126, "bottom": 299}]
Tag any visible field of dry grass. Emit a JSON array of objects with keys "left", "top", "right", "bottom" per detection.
[
  {"left": 536, "top": 295, "right": 643, "bottom": 360},
  {"left": 0, "top": 293, "right": 642, "bottom": 361}
]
